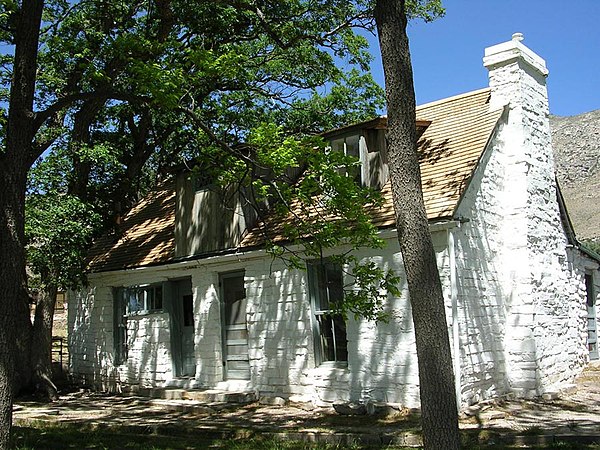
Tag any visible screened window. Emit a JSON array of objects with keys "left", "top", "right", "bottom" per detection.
[
  {"left": 307, "top": 260, "right": 348, "bottom": 365},
  {"left": 126, "top": 285, "right": 163, "bottom": 315}
]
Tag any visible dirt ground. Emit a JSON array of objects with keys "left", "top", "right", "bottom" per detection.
[{"left": 12, "top": 363, "right": 600, "bottom": 447}]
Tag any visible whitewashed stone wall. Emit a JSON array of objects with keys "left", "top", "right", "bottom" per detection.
[
  {"left": 70, "top": 235, "right": 454, "bottom": 408},
  {"left": 69, "top": 34, "right": 594, "bottom": 410},
  {"left": 189, "top": 268, "right": 223, "bottom": 386},
  {"left": 121, "top": 313, "right": 172, "bottom": 387},
  {"left": 242, "top": 232, "right": 453, "bottom": 407},
  {"left": 69, "top": 285, "right": 117, "bottom": 389},
  {"left": 453, "top": 119, "right": 511, "bottom": 405},
  {"left": 70, "top": 270, "right": 178, "bottom": 391},
  {"left": 447, "top": 34, "right": 590, "bottom": 402}
]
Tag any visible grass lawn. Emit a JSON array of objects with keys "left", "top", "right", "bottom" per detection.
[{"left": 11, "top": 422, "right": 600, "bottom": 450}]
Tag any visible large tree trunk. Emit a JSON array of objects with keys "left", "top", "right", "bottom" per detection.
[
  {"left": 0, "top": 0, "right": 45, "bottom": 446},
  {"left": 0, "top": 170, "right": 27, "bottom": 449},
  {"left": 30, "top": 284, "right": 59, "bottom": 401},
  {"left": 374, "top": 1, "right": 460, "bottom": 449}
]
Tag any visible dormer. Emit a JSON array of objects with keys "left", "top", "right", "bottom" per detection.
[
  {"left": 323, "top": 117, "right": 430, "bottom": 190},
  {"left": 174, "top": 170, "right": 256, "bottom": 258}
]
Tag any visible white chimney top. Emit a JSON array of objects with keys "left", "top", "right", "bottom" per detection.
[
  {"left": 483, "top": 33, "right": 550, "bottom": 111},
  {"left": 483, "top": 33, "right": 548, "bottom": 78}
]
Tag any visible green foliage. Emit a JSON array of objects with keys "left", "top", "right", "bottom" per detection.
[
  {"left": 11, "top": 0, "right": 445, "bottom": 317},
  {"left": 238, "top": 125, "right": 399, "bottom": 321},
  {"left": 406, "top": 0, "right": 445, "bottom": 22},
  {"left": 25, "top": 193, "right": 101, "bottom": 289}
]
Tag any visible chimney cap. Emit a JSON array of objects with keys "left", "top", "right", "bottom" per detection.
[{"left": 483, "top": 33, "right": 548, "bottom": 77}]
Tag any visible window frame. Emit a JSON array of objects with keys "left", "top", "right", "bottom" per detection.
[
  {"left": 125, "top": 284, "right": 164, "bottom": 316},
  {"left": 307, "top": 259, "right": 348, "bottom": 367},
  {"left": 328, "top": 131, "right": 366, "bottom": 186},
  {"left": 113, "top": 287, "right": 128, "bottom": 365}
]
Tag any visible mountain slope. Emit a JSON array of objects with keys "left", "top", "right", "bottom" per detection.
[{"left": 550, "top": 110, "right": 600, "bottom": 242}]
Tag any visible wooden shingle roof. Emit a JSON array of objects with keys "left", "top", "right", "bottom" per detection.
[
  {"left": 87, "top": 181, "right": 176, "bottom": 272},
  {"left": 241, "top": 88, "right": 503, "bottom": 246},
  {"left": 379, "top": 87, "right": 503, "bottom": 226},
  {"left": 87, "top": 88, "right": 503, "bottom": 272}
]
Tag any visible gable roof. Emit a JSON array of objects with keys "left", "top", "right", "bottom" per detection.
[
  {"left": 87, "top": 88, "right": 503, "bottom": 273},
  {"left": 241, "top": 88, "right": 503, "bottom": 246},
  {"left": 374, "top": 88, "right": 501, "bottom": 227}
]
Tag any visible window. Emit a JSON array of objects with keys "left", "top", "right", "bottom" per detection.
[
  {"left": 126, "top": 284, "right": 163, "bottom": 315},
  {"left": 55, "top": 291, "right": 66, "bottom": 310},
  {"left": 329, "top": 133, "right": 362, "bottom": 184},
  {"left": 193, "top": 172, "right": 213, "bottom": 192},
  {"left": 113, "top": 284, "right": 164, "bottom": 364},
  {"left": 183, "top": 294, "right": 194, "bottom": 327},
  {"left": 307, "top": 260, "right": 348, "bottom": 365}
]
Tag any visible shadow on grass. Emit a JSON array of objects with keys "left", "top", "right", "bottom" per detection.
[
  {"left": 12, "top": 391, "right": 600, "bottom": 449},
  {"left": 12, "top": 423, "right": 600, "bottom": 450},
  {"left": 12, "top": 422, "right": 371, "bottom": 450},
  {"left": 14, "top": 391, "right": 424, "bottom": 436}
]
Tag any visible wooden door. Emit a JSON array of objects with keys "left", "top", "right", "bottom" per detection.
[
  {"left": 220, "top": 272, "right": 250, "bottom": 380},
  {"left": 586, "top": 274, "right": 598, "bottom": 360}
]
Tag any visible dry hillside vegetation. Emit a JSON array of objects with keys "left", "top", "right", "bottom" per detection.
[{"left": 550, "top": 110, "right": 600, "bottom": 242}]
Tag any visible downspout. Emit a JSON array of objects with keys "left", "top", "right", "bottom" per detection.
[{"left": 448, "top": 228, "right": 461, "bottom": 410}]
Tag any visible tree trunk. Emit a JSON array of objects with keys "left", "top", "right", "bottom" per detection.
[
  {"left": 373, "top": 1, "right": 460, "bottom": 449},
  {"left": 0, "top": 0, "right": 45, "bottom": 446},
  {"left": 30, "top": 284, "right": 59, "bottom": 401},
  {"left": 68, "top": 99, "right": 106, "bottom": 201},
  {"left": 0, "top": 168, "right": 36, "bottom": 447}
]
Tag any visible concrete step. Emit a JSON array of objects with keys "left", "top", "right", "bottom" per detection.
[{"left": 139, "top": 387, "right": 257, "bottom": 404}]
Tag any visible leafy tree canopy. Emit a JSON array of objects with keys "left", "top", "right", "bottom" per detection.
[{"left": 9, "top": 0, "right": 442, "bottom": 320}]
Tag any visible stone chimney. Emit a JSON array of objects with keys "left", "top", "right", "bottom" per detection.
[
  {"left": 483, "top": 32, "right": 549, "bottom": 112},
  {"left": 482, "top": 35, "right": 576, "bottom": 398}
]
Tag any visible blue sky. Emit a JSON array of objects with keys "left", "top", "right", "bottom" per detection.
[{"left": 366, "top": 0, "right": 599, "bottom": 117}]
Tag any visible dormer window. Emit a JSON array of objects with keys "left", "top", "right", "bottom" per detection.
[
  {"left": 193, "top": 172, "right": 213, "bottom": 192},
  {"left": 323, "top": 117, "right": 392, "bottom": 190},
  {"left": 329, "top": 132, "right": 364, "bottom": 185}
]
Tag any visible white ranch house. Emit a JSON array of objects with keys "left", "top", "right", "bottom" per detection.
[{"left": 69, "top": 35, "right": 600, "bottom": 409}]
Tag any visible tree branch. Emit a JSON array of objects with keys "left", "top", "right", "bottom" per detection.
[{"left": 33, "top": 91, "right": 148, "bottom": 134}]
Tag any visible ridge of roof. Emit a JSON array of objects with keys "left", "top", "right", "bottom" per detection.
[{"left": 416, "top": 87, "right": 491, "bottom": 111}]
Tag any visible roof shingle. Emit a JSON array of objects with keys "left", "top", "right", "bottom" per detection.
[{"left": 87, "top": 88, "right": 503, "bottom": 272}]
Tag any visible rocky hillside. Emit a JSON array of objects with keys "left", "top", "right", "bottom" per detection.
[{"left": 550, "top": 110, "right": 600, "bottom": 242}]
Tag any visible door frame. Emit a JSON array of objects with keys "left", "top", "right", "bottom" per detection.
[
  {"left": 586, "top": 272, "right": 599, "bottom": 360},
  {"left": 167, "top": 277, "right": 194, "bottom": 377},
  {"left": 219, "top": 270, "right": 249, "bottom": 380}
]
